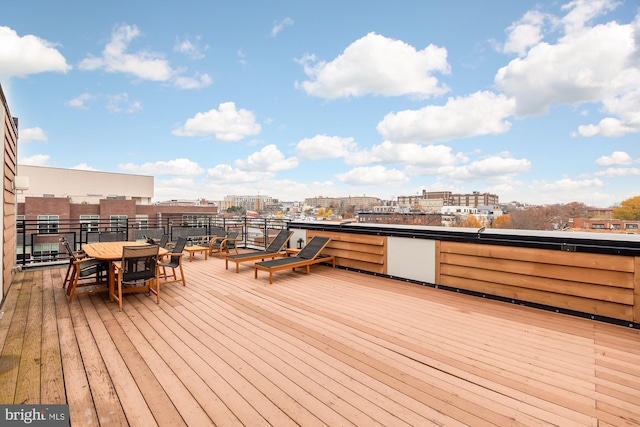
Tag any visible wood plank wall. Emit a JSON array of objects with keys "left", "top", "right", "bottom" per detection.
[
  {"left": 307, "top": 230, "right": 387, "bottom": 275},
  {"left": 437, "top": 241, "right": 638, "bottom": 323},
  {"left": 1, "top": 86, "right": 18, "bottom": 299}
]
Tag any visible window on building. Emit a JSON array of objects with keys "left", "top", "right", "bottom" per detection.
[
  {"left": 135, "top": 215, "right": 149, "bottom": 229},
  {"left": 32, "top": 243, "right": 59, "bottom": 262},
  {"left": 38, "top": 215, "right": 59, "bottom": 234},
  {"left": 80, "top": 215, "right": 100, "bottom": 232},
  {"left": 591, "top": 223, "right": 605, "bottom": 229},
  {"left": 110, "top": 215, "right": 128, "bottom": 231},
  {"left": 625, "top": 223, "right": 638, "bottom": 230},
  {"left": 16, "top": 215, "right": 24, "bottom": 233}
]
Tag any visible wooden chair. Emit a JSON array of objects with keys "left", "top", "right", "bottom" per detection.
[
  {"left": 159, "top": 236, "right": 187, "bottom": 286},
  {"left": 209, "top": 231, "right": 239, "bottom": 257},
  {"left": 111, "top": 245, "right": 160, "bottom": 310}
]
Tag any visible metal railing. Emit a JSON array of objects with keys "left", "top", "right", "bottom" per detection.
[{"left": 16, "top": 217, "right": 290, "bottom": 267}]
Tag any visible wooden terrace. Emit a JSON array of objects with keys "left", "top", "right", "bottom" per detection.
[{"left": 1, "top": 253, "right": 639, "bottom": 426}]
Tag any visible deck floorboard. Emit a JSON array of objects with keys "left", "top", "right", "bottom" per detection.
[{"left": 1, "top": 253, "right": 640, "bottom": 426}]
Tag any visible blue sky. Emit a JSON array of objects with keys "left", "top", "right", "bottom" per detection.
[{"left": 1, "top": 0, "right": 639, "bottom": 207}]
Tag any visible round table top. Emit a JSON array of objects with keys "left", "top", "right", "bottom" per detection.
[{"left": 83, "top": 241, "right": 168, "bottom": 261}]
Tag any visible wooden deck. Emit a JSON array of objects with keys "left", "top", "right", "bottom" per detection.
[{"left": 1, "top": 254, "right": 639, "bottom": 426}]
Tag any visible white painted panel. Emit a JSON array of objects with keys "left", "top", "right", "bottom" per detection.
[{"left": 387, "top": 236, "right": 436, "bottom": 284}]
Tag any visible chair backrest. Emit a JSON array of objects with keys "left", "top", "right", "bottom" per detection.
[
  {"left": 225, "top": 232, "right": 239, "bottom": 249},
  {"left": 265, "top": 230, "right": 294, "bottom": 253},
  {"left": 210, "top": 226, "right": 226, "bottom": 237},
  {"left": 159, "top": 234, "right": 169, "bottom": 248},
  {"left": 120, "top": 245, "right": 159, "bottom": 282},
  {"left": 296, "top": 236, "right": 331, "bottom": 260},
  {"left": 59, "top": 238, "right": 78, "bottom": 261},
  {"left": 172, "top": 237, "right": 187, "bottom": 254}
]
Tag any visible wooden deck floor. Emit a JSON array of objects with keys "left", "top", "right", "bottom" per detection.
[{"left": 1, "top": 254, "right": 640, "bottom": 426}]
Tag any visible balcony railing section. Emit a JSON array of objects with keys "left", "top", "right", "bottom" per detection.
[{"left": 16, "top": 217, "right": 290, "bottom": 267}]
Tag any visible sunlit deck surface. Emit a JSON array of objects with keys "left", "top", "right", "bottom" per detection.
[{"left": 1, "top": 252, "right": 640, "bottom": 426}]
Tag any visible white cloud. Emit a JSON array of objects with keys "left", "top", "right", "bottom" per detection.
[
  {"left": 449, "top": 154, "right": 531, "bottom": 182},
  {"left": 118, "top": 158, "right": 204, "bottom": 176},
  {"left": 78, "top": 23, "right": 211, "bottom": 89},
  {"left": 173, "top": 102, "right": 261, "bottom": 141},
  {"left": 502, "top": 11, "right": 547, "bottom": 56},
  {"left": 295, "top": 135, "right": 356, "bottom": 160},
  {"left": 0, "top": 26, "right": 71, "bottom": 78},
  {"left": 536, "top": 176, "right": 605, "bottom": 192},
  {"left": 271, "top": 17, "right": 294, "bottom": 37},
  {"left": 347, "top": 141, "right": 464, "bottom": 168},
  {"left": 66, "top": 93, "right": 93, "bottom": 109},
  {"left": 71, "top": 163, "right": 98, "bottom": 171},
  {"left": 174, "top": 35, "right": 207, "bottom": 59},
  {"left": 206, "top": 164, "right": 273, "bottom": 183},
  {"left": 596, "top": 151, "right": 634, "bottom": 166},
  {"left": 296, "top": 32, "right": 450, "bottom": 99},
  {"left": 594, "top": 167, "right": 640, "bottom": 177},
  {"left": 19, "top": 154, "right": 50, "bottom": 166},
  {"left": 495, "top": 2, "right": 638, "bottom": 117},
  {"left": 235, "top": 144, "right": 298, "bottom": 172},
  {"left": 19, "top": 127, "right": 48, "bottom": 142},
  {"left": 377, "top": 91, "right": 516, "bottom": 143},
  {"left": 336, "top": 165, "right": 409, "bottom": 185},
  {"left": 575, "top": 89, "right": 640, "bottom": 137}
]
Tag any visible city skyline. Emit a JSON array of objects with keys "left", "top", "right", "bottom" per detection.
[{"left": 1, "top": 0, "right": 639, "bottom": 208}]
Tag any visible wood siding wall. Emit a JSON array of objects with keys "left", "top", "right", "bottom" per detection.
[
  {"left": 307, "top": 230, "right": 387, "bottom": 275},
  {"left": 2, "top": 87, "right": 17, "bottom": 298},
  {"left": 437, "top": 241, "right": 638, "bottom": 323}
]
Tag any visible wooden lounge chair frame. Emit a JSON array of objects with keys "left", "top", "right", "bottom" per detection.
[
  {"left": 225, "top": 230, "right": 294, "bottom": 273},
  {"left": 254, "top": 236, "right": 335, "bottom": 284}
]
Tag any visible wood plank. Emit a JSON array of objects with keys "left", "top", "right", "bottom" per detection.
[
  {"left": 309, "top": 230, "right": 385, "bottom": 246},
  {"left": 40, "top": 268, "right": 64, "bottom": 404},
  {"left": 441, "top": 241, "right": 635, "bottom": 272},
  {"left": 14, "top": 269, "right": 42, "bottom": 404},
  {"left": 441, "top": 263, "right": 634, "bottom": 304},
  {"left": 441, "top": 252, "right": 634, "bottom": 288}
]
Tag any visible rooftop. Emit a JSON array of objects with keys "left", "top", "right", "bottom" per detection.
[{"left": 1, "top": 254, "right": 639, "bottom": 426}]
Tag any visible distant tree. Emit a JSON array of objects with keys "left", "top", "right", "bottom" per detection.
[
  {"left": 509, "top": 206, "right": 558, "bottom": 230},
  {"left": 226, "top": 205, "right": 245, "bottom": 215},
  {"left": 612, "top": 195, "right": 640, "bottom": 220},
  {"left": 493, "top": 214, "right": 512, "bottom": 229},
  {"left": 457, "top": 214, "right": 482, "bottom": 228},
  {"left": 556, "top": 202, "right": 589, "bottom": 229}
]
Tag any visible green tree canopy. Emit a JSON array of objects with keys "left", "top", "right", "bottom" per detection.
[{"left": 612, "top": 196, "right": 640, "bottom": 220}]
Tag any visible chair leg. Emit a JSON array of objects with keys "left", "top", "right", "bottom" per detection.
[{"left": 178, "top": 264, "right": 186, "bottom": 286}]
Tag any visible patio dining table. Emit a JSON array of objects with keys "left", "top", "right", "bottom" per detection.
[{"left": 82, "top": 241, "right": 168, "bottom": 301}]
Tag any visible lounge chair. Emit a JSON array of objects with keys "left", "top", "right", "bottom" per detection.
[
  {"left": 225, "top": 230, "right": 293, "bottom": 273},
  {"left": 254, "top": 236, "right": 335, "bottom": 284}
]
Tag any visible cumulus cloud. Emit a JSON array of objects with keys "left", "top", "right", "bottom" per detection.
[
  {"left": 19, "top": 127, "right": 48, "bottom": 142},
  {"left": 535, "top": 176, "right": 605, "bottom": 191},
  {"left": 19, "top": 154, "right": 50, "bottom": 166},
  {"left": 377, "top": 91, "right": 516, "bottom": 143},
  {"left": 78, "top": 23, "right": 211, "bottom": 89},
  {"left": 0, "top": 26, "right": 71, "bottom": 79},
  {"left": 235, "top": 144, "right": 298, "bottom": 172},
  {"left": 336, "top": 165, "right": 409, "bottom": 185},
  {"left": 346, "top": 141, "right": 465, "bottom": 168},
  {"left": 296, "top": 32, "right": 450, "bottom": 99},
  {"left": 72, "top": 163, "right": 98, "bottom": 171},
  {"left": 495, "top": 0, "right": 638, "bottom": 117},
  {"left": 118, "top": 158, "right": 204, "bottom": 176},
  {"left": 173, "top": 102, "right": 261, "bottom": 141},
  {"left": 449, "top": 153, "right": 532, "bottom": 182},
  {"left": 502, "top": 11, "right": 547, "bottom": 56},
  {"left": 596, "top": 151, "right": 634, "bottom": 166},
  {"left": 295, "top": 135, "right": 356, "bottom": 160},
  {"left": 574, "top": 89, "right": 640, "bottom": 137},
  {"left": 594, "top": 167, "right": 640, "bottom": 177}
]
